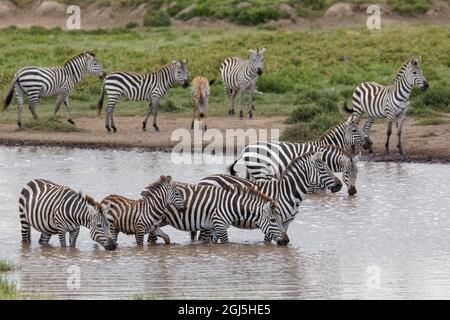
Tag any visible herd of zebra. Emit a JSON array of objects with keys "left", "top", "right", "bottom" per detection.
[{"left": 5, "top": 47, "right": 429, "bottom": 249}]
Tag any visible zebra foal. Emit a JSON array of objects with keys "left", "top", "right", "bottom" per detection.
[
  {"left": 2, "top": 51, "right": 105, "bottom": 127},
  {"left": 344, "top": 56, "right": 429, "bottom": 155},
  {"left": 19, "top": 179, "right": 116, "bottom": 250},
  {"left": 97, "top": 60, "right": 189, "bottom": 133},
  {"left": 101, "top": 176, "right": 184, "bottom": 246}
]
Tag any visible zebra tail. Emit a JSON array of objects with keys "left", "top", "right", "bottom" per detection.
[
  {"left": 97, "top": 80, "right": 106, "bottom": 116},
  {"left": 343, "top": 99, "right": 353, "bottom": 113},
  {"left": 2, "top": 79, "right": 16, "bottom": 111},
  {"left": 229, "top": 159, "right": 239, "bottom": 176}
]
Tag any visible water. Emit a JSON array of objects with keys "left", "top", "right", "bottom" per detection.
[{"left": 0, "top": 146, "right": 449, "bottom": 299}]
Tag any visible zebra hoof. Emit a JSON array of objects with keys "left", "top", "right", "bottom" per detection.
[
  {"left": 67, "top": 119, "right": 75, "bottom": 125},
  {"left": 154, "top": 126, "right": 160, "bottom": 132},
  {"left": 106, "top": 127, "right": 111, "bottom": 133},
  {"left": 384, "top": 149, "right": 390, "bottom": 156},
  {"left": 248, "top": 112, "right": 253, "bottom": 119},
  {"left": 112, "top": 127, "right": 117, "bottom": 133}
]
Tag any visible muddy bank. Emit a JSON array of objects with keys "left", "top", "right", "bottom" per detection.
[{"left": 0, "top": 115, "right": 448, "bottom": 163}]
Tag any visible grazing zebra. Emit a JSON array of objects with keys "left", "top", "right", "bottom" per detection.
[
  {"left": 2, "top": 51, "right": 105, "bottom": 127},
  {"left": 230, "top": 142, "right": 360, "bottom": 195},
  {"left": 97, "top": 60, "right": 189, "bottom": 133},
  {"left": 220, "top": 48, "right": 266, "bottom": 119},
  {"left": 198, "top": 151, "right": 342, "bottom": 241},
  {"left": 19, "top": 179, "right": 116, "bottom": 250},
  {"left": 191, "top": 76, "right": 215, "bottom": 130},
  {"left": 101, "top": 176, "right": 184, "bottom": 246},
  {"left": 344, "top": 56, "right": 429, "bottom": 155},
  {"left": 161, "top": 182, "right": 289, "bottom": 245}
]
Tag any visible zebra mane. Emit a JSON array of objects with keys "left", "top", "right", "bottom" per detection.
[
  {"left": 394, "top": 57, "right": 417, "bottom": 82},
  {"left": 64, "top": 51, "right": 93, "bottom": 66},
  {"left": 84, "top": 194, "right": 103, "bottom": 212},
  {"left": 226, "top": 184, "right": 277, "bottom": 208},
  {"left": 323, "top": 145, "right": 352, "bottom": 158},
  {"left": 281, "top": 151, "right": 314, "bottom": 176},
  {"left": 317, "top": 119, "right": 345, "bottom": 142},
  {"left": 141, "top": 176, "right": 172, "bottom": 197}
]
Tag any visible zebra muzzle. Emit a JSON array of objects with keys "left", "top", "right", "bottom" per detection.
[
  {"left": 330, "top": 178, "right": 343, "bottom": 193},
  {"left": 257, "top": 68, "right": 263, "bottom": 75},
  {"left": 104, "top": 239, "right": 117, "bottom": 250},
  {"left": 421, "top": 81, "right": 429, "bottom": 91},
  {"left": 363, "top": 137, "right": 373, "bottom": 150},
  {"left": 348, "top": 186, "right": 357, "bottom": 196},
  {"left": 276, "top": 233, "right": 290, "bottom": 246}
]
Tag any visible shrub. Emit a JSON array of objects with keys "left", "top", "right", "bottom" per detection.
[
  {"left": 143, "top": 10, "right": 171, "bottom": 27},
  {"left": 257, "top": 75, "right": 293, "bottom": 94},
  {"left": 288, "top": 104, "right": 322, "bottom": 123},
  {"left": 310, "top": 113, "right": 343, "bottom": 134},
  {"left": 281, "top": 123, "right": 316, "bottom": 142},
  {"left": 125, "top": 22, "right": 139, "bottom": 29},
  {"left": 159, "top": 99, "right": 179, "bottom": 112},
  {"left": 388, "top": 0, "right": 431, "bottom": 15},
  {"left": 229, "top": 7, "right": 287, "bottom": 26}
]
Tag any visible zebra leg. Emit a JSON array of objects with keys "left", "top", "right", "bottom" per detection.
[
  {"left": 105, "top": 98, "right": 118, "bottom": 133},
  {"left": 227, "top": 89, "right": 237, "bottom": 116},
  {"left": 28, "top": 95, "right": 39, "bottom": 120},
  {"left": 239, "top": 89, "right": 245, "bottom": 119},
  {"left": 20, "top": 219, "right": 31, "bottom": 244},
  {"left": 190, "top": 231, "right": 197, "bottom": 241},
  {"left": 384, "top": 120, "right": 393, "bottom": 155},
  {"left": 147, "top": 233, "right": 158, "bottom": 245},
  {"left": 64, "top": 97, "right": 75, "bottom": 125},
  {"left": 135, "top": 226, "right": 145, "bottom": 246},
  {"left": 69, "top": 228, "right": 80, "bottom": 247},
  {"left": 248, "top": 82, "right": 256, "bottom": 119},
  {"left": 142, "top": 101, "right": 154, "bottom": 131},
  {"left": 363, "top": 116, "right": 375, "bottom": 153},
  {"left": 15, "top": 84, "right": 25, "bottom": 127},
  {"left": 212, "top": 212, "right": 229, "bottom": 244},
  {"left": 396, "top": 113, "right": 407, "bottom": 155},
  {"left": 154, "top": 228, "right": 170, "bottom": 245},
  {"left": 38, "top": 233, "right": 52, "bottom": 245},
  {"left": 58, "top": 230, "right": 67, "bottom": 247}
]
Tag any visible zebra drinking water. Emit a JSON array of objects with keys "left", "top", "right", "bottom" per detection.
[
  {"left": 2, "top": 51, "right": 105, "bottom": 127},
  {"left": 19, "top": 179, "right": 116, "bottom": 250},
  {"left": 101, "top": 176, "right": 185, "bottom": 246},
  {"left": 97, "top": 60, "right": 189, "bottom": 133},
  {"left": 198, "top": 151, "right": 342, "bottom": 241},
  {"left": 220, "top": 48, "right": 266, "bottom": 119},
  {"left": 161, "top": 182, "right": 289, "bottom": 245},
  {"left": 230, "top": 142, "right": 360, "bottom": 195},
  {"left": 344, "top": 57, "right": 429, "bottom": 155}
]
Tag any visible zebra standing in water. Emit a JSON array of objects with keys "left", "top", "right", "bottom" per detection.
[
  {"left": 161, "top": 182, "right": 289, "bottom": 245},
  {"left": 344, "top": 57, "right": 429, "bottom": 155},
  {"left": 97, "top": 60, "right": 189, "bottom": 133},
  {"left": 19, "top": 179, "right": 116, "bottom": 250},
  {"left": 101, "top": 176, "right": 185, "bottom": 246},
  {"left": 2, "top": 51, "right": 105, "bottom": 127},
  {"left": 220, "top": 48, "right": 266, "bottom": 119},
  {"left": 198, "top": 151, "right": 342, "bottom": 241}
]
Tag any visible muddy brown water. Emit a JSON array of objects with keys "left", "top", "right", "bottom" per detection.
[{"left": 0, "top": 146, "right": 449, "bottom": 299}]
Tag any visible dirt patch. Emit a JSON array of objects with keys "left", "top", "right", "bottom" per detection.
[{"left": 0, "top": 115, "right": 449, "bottom": 162}]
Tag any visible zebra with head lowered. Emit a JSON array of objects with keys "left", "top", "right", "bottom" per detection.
[
  {"left": 231, "top": 142, "right": 360, "bottom": 196},
  {"left": 97, "top": 60, "right": 189, "bottom": 133},
  {"left": 2, "top": 51, "right": 105, "bottom": 127},
  {"left": 220, "top": 48, "right": 266, "bottom": 119},
  {"left": 344, "top": 56, "right": 429, "bottom": 155},
  {"left": 101, "top": 176, "right": 184, "bottom": 246},
  {"left": 198, "top": 151, "right": 342, "bottom": 241},
  {"left": 19, "top": 179, "right": 116, "bottom": 250},
  {"left": 160, "top": 182, "right": 289, "bottom": 245}
]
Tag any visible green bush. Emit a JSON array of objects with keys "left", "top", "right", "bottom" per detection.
[
  {"left": 229, "top": 7, "right": 288, "bottom": 26},
  {"left": 310, "top": 113, "right": 343, "bottom": 134},
  {"left": 281, "top": 123, "right": 316, "bottom": 142},
  {"left": 159, "top": 99, "right": 179, "bottom": 112},
  {"left": 257, "top": 75, "right": 293, "bottom": 94},
  {"left": 289, "top": 104, "right": 322, "bottom": 123},
  {"left": 388, "top": 0, "right": 431, "bottom": 15},
  {"left": 143, "top": 10, "right": 171, "bottom": 27},
  {"left": 125, "top": 22, "right": 139, "bottom": 29}
]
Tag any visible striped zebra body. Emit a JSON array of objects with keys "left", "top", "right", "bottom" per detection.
[
  {"left": 19, "top": 179, "right": 116, "bottom": 250},
  {"left": 97, "top": 60, "right": 188, "bottom": 133},
  {"left": 162, "top": 182, "right": 289, "bottom": 245},
  {"left": 2, "top": 51, "right": 104, "bottom": 127},
  {"left": 232, "top": 142, "right": 359, "bottom": 195},
  {"left": 101, "top": 176, "right": 184, "bottom": 246},
  {"left": 220, "top": 48, "right": 266, "bottom": 119},
  {"left": 199, "top": 151, "right": 342, "bottom": 241},
  {"left": 345, "top": 57, "right": 428, "bottom": 155}
]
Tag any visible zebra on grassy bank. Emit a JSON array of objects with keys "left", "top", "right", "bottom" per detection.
[
  {"left": 97, "top": 60, "right": 189, "bottom": 133},
  {"left": 344, "top": 56, "right": 429, "bottom": 155},
  {"left": 2, "top": 51, "right": 105, "bottom": 127},
  {"left": 101, "top": 176, "right": 184, "bottom": 246},
  {"left": 220, "top": 48, "right": 266, "bottom": 119},
  {"left": 19, "top": 179, "right": 116, "bottom": 250},
  {"left": 197, "top": 150, "right": 342, "bottom": 241}
]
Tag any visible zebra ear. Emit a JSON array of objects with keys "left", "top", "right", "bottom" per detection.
[
  {"left": 166, "top": 176, "right": 172, "bottom": 183},
  {"left": 259, "top": 47, "right": 266, "bottom": 54},
  {"left": 248, "top": 48, "right": 256, "bottom": 54}
]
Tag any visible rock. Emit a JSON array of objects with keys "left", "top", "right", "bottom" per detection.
[
  {"left": 324, "top": 2, "right": 355, "bottom": 18},
  {"left": 357, "top": 3, "right": 392, "bottom": 15},
  {"left": 278, "top": 3, "right": 295, "bottom": 16},
  {"left": 131, "top": 3, "right": 148, "bottom": 18},
  {"left": 0, "top": 0, "right": 17, "bottom": 17},
  {"left": 176, "top": 4, "right": 195, "bottom": 18},
  {"left": 426, "top": 9, "right": 438, "bottom": 17},
  {"left": 35, "top": 0, "right": 66, "bottom": 16},
  {"left": 236, "top": 2, "right": 252, "bottom": 9}
]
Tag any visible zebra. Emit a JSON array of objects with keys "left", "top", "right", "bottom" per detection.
[
  {"left": 198, "top": 150, "right": 342, "bottom": 241},
  {"left": 220, "top": 48, "right": 266, "bottom": 119},
  {"left": 161, "top": 182, "right": 289, "bottom": 245},
  {"left": 2, "top": 51, "right": 105, "bottom": 127},
  {"left": 191, "top": 76, "right": 215, "bottom": 130},
  {"left": 97, "top": 60, "right": 189, "bottom": 133},
  {"left": 344, "top": 56, "right": 429, "bottom": 155},
  {"left": 19, "top": 179, "right": 116, "bottom": 250},
  {"left": 101, "top": 175, "right": 185, "bottom": 246},
  {"left": 230, "top": 142, "right": 360, "bottom": 195}
]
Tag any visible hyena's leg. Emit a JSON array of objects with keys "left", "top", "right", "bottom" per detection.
[
  {"left": 15, "top": 84, "right": 25, "bottom": 128},
  {"left": 191, "top": 102, "right": 197, "bottom": 130},
  {"left": 38, "top": 233, "right": 52, "bottom": 245},
  {"left": 384, "top": 119, "right": 393, "bottom": 156},
  {"left": 69, "top": 228, "right": 80, "bottom": 247}
]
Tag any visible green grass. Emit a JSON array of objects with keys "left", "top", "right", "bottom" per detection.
[
  {"left": 0, "top": 259, "right": 18, "bottom": 272},
  {"left": 0, "top": 25, "right": 448, "bottom": 138},
  {"left": 0, "top": 276, "right": 20, "bottom": 300},
  {"left": 416, "top": 117, "right": 450, "bottom": 126}
]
